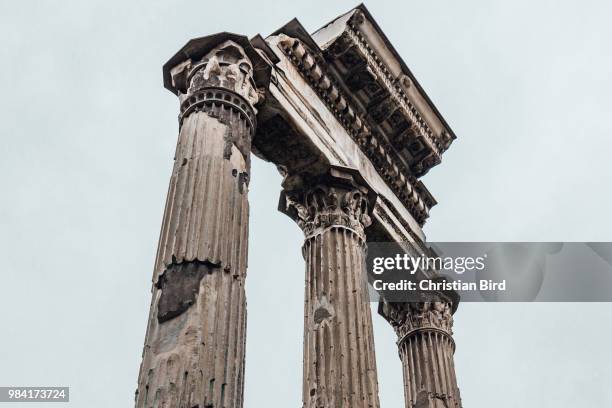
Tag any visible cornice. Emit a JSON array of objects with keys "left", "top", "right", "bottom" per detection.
[{"left": 346, "top": 13, "right": 452, "bottom": 158}]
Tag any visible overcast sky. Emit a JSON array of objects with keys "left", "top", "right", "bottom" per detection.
[{"left": 1, "top": 0, "right": 611, "bottom": 407}]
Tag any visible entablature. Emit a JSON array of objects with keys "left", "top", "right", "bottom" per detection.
[{"left": 250, "top": 5, "right": 456, "bottom": 248}]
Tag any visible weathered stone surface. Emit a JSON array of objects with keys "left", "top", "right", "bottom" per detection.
[
  {"left": 280, "top": 168, "right": 381, "bottom": 408},
  {"left": 135, "top": 36, "right": 263, "bottom": 408},
  {"left": 136, "top": 5, "right": 461, "bottom": 408},
  {"left": 380, "top": 300, "right": 462, "bottom": 408}
]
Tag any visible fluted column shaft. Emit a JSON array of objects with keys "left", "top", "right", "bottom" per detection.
[
  {"left": 381, "top": 301, "right": 462, "bottom": 408},
  {"left": 135, "top": 38, "right": 261, "bottom": 408},
  {"left": 281, "top": 171, "right": 380, "bottom": 408}
]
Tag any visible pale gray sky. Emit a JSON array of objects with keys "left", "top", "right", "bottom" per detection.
[{"left": 1, "top": 0, "right": 611, "bottom": 407}]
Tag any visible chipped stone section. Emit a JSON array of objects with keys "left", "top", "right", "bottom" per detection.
[
  {"left": 313, "top": 295, "right": 334, "bottom": 325},
  {"left": 156, "top": 260, "right": 219, "bottom": 323}
]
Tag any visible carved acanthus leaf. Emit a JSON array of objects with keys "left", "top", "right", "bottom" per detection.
[
  {"left": 383, "top": 301, "right": 454, "bottom": 341},
  {"left": 284, "top": 184, "right": 372, "bottom": 239},
  {"left": 186, "top": 41, "right": 260, "bottom": 106}
]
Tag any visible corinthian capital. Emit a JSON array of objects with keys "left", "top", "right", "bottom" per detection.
[
  {"left": 279, "top": 167, "right": 376, "bottom": 239},
  {"left": 185, "top": 41, "right": 260, "bottom": 106},
  {"left": 162, "top": 33, "right": 271, "bottom": 128},
  {"left": 380, "top": 299, "right": 455, "bottom": 341}
]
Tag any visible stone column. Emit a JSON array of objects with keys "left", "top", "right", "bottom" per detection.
[
  {"left": 380, "top": 300, "right": 462, "bottom": 408},
  {"left": 280, "top": 168, "right": 381, "bottom": 408},
  {"left": 135, "top": 35, "right": 264, "bottom": 408}
]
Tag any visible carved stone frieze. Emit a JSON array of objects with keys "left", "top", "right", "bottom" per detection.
[{"left": 276, "top": 34, "right": 432, "bottom": 225}]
